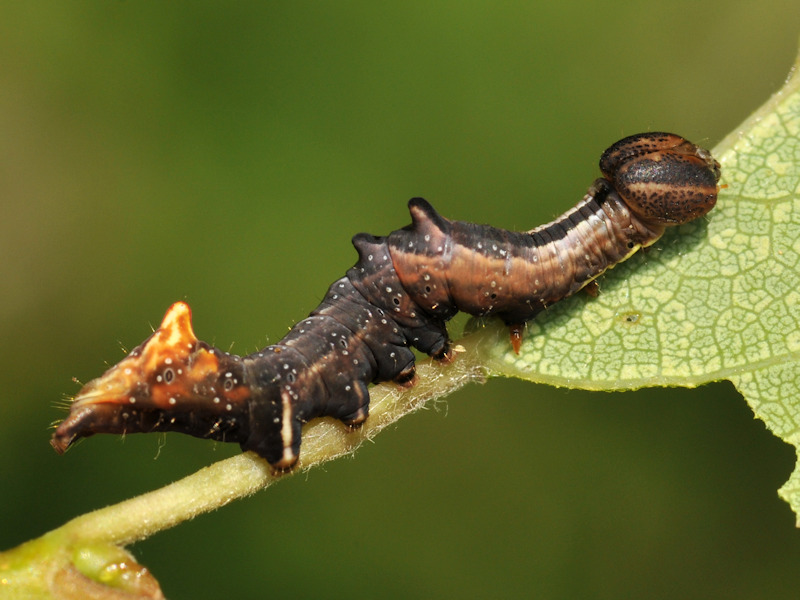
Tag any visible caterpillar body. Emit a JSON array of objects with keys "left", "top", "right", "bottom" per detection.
[{"left": 51, "top": 133, "right": 721, "bottom": 470}]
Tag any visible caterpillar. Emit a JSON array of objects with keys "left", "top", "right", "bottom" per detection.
[{"left": 51, "top": 132, "right": 721, "bottom": 471}]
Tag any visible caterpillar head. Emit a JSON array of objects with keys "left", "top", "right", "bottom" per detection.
[
  {"left": 51, "top": 302, "right": 251, "bottom": 454},
  {"left": 600, "top": 132, "right": 721, "bottom": 225}
]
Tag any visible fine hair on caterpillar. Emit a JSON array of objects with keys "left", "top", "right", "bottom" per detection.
[{"left": 51, "top": 132, "right": 721, "bottom": 471}]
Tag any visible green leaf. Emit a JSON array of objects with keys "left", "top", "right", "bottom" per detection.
[{"left": 481, "top": 54, "right": 800, "bottom": 521}]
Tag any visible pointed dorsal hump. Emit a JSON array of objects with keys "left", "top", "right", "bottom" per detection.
[
  {"left": 406, "top": 197, "right": 450, "bottom": 238},
  {"left": 156, "top": 301, "right": 198, "bottom": 350}
]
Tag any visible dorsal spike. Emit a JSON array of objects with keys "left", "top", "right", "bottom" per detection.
[
  {"left": 157, "top": 301, "right": 198, "bottom": 348},
  {"left": 407, "top": 197, "right": 450, "bottom": 235}
]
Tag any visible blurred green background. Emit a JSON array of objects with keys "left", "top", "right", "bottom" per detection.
[{"left": 2, "top": 2, "right": 800, "bottom": 598}]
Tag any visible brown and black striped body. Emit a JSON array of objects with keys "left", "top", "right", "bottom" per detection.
[{"left": 52, "top": 132, "right": 721, "bottom": 470}]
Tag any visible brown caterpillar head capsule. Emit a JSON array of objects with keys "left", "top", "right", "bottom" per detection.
[{"left": 599, "top": 132, "right": 721, "bottom": 225}]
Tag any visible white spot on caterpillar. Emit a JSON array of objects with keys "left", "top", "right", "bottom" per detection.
[
  {"left": 280, "top": 391, "right": 295, "bottom": 462},
  {"left": 169, "top": 397, "right": 177, "bottom": 405}
]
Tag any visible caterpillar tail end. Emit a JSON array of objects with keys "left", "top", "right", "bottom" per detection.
[{"left": 51, "top": 400, "right": 123, "bottom": 454}]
